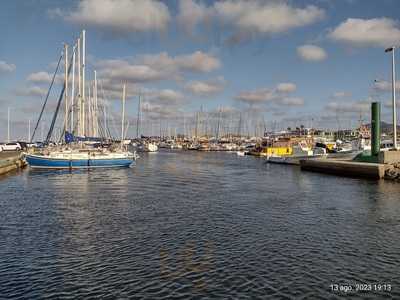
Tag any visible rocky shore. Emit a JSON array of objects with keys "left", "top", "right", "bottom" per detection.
[{"left": 385, "top": 163, "right": 400, "bottom": 181}]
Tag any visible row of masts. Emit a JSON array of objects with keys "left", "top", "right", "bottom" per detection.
[
  {"left": 130, "top": 110, "right": 266, "bottom": 139},
  {"left": 63, "top": 30, "right": 103, "bottom": 139},
  {"left": 60, "top": 31, "right": 263, "bottom": 142},
  {"left": 58, "top": 30, "right": 338, "bottom": 142},
  {"left": 57, "top": 30, "right": 305, "bottom": 142}
]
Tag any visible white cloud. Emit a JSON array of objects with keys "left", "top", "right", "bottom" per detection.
[
  {"left": 297, "top": 45, "right": 327, "bottom": 61},
  {"left": 177, "top": 1, "right": 325, "bottom": 42},
  {"left": 326, "top": 100, "right": 370, "bottom": 114},
  {"left": 214, "top": 1, "right": 325, "bottom": 34},
  {"left": 15, "top": 86, "right": 47, "bottom": 97},
  {"left": 125, "top": 87, "right": 185, "bottom": 121},
  {"left": 95, "top": 59, "right": 125, "bottom": 69},
  {"left": 185, "top": 77, "right": 226, "bottom": 96},
  {"left": 98, "top": 78, "right": 142, "bottom": 100},
  {"left": 27, "top": 71, "right": 52, "bottom": 83},
  {"left": 174, "top": 51, "right": 221, "bottom": 73},
  {"left": 235, "top": 88, "right": 275, "bottom": 103},
  {"left": 61, "top": 0, "right": 171, "bottom": 33},
  {"left": 139, "top": 51, "right": 220, "bottom": 74},
  {"left": 177, "top": 0, "right": 213, "bottom": 32},
  {"left": 332, "top": 91, "right": 352, "bottom": 99},
  {"left": 329, "top": 18, "right": 400, "bottom": 47},
  {"left": 384, "top": 100, "right": 400, "bottom": 108},
  {"left": 0, "top": 60, "right": 16, "bottom": 73},
  {"left": 101, "top": 64, "right": 166, "bottom": 83},
  {"left": 235, "top": 82, "right": 303, "bottom": 106},
  {"left": 97, "top": 76, "right": 185, "bottom": 108},
  {"left": 281, "top": 97, "right": 304, "bottom": 106},
  {"left": 141, "top": 101, "right": 182, "bottom": 119},
  {"left": 276, "top": 82, "right": 297, "bottom": 93},
  {"left": 147, "top": 89, "right": 185, "bottom": 104},
  {"left": 96, "top": 51, "right": 221, "bottom": 85},
  {"left": 373, "top": 80, "right": 400, "bottom": 92},
  {"left": 26, "top": 71, "right": 64, "bottom": 84}
]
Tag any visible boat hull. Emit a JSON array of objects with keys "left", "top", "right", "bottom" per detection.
[
  {"left": 267, "top": 156, "right": 302, "bottom": 165},
  {"left": 26, "top": 154, "right": 134, "bottom": 169},
  {"left": 267, "top": 155, "right": 326, "bottom": 165}
]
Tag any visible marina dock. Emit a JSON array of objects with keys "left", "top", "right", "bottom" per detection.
[
  {"left": 0, "top": 151, "right": 26, "bottom": 176},
  {"left": 300, "top": 159, "right": 386, "bottom": 179}
]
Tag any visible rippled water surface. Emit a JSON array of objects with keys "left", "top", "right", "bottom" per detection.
[{"left": 1, "top": 151, "right": 400, "bottom": 299}]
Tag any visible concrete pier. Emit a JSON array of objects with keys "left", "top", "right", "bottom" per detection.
[
  {"left": 0, "top": 151, "right": 26, "bottom": 176},
  {"left": 378, "top": 150, "right": 400, "bottom": 164},
  {"left": 300, "top": 159, "right": 386, "bottom": 179}
]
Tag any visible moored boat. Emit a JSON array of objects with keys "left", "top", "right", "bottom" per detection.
[
  {"left": 267, "top": 154, "right": 323, "bottom": 165},
  {"left": 236, "top": 150, "right": 247, "bottom": 156},
  {"left": 266, "top": 144, "right": 327, "bottom": 165},
  {"left": 26, "top": 30, "right": 137, "bottom": 170},
  {"left": 26, "top": 149, "right": 135, "bottom": 169},
  {"left": 142, "top": 142, "right": 158, "bottom": 152}
]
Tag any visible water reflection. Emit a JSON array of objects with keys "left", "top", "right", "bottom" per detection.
[{"left": 1, "top": 151, "right": 400, "bottom": 298}]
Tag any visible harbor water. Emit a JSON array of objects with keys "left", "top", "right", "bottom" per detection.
[{"left": 1, "top": 151, "right": 400, "bottom": 299}]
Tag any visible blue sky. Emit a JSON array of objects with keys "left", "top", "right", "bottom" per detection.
[{"left": 1, "top": 0, "right": 400, "bottom": 141}]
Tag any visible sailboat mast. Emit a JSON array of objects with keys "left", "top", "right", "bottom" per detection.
[
  {"left": 183, "top": 113, "right": 186, "bottom": 139},
  {"left": 136, "top": 94, "right": 141, "bottom": 138},
  {"left": 41, "top": 122, "right": 44, "bottom": 142},
  {"left": 121, "top": 84, "right": 126, "bottom": 148},
  {"left": 82, "top": 30, "right": 86, "bottom": 136},
  {"left": 64, "top": 43, "right": 68, "bottom": 134},
  {"left": 159, "top": 118, "right": 162, "bottom": 139},
  {"left": 200, "top": 105, "right": 203, "bottom": 138},
  {"left": 88, "top": 84, "right": 91, "bottom": 137},
  {"left": 238, "top": 112, "right": 242, "bottom": 137},
  {"left": 94, "top": 70, "right": 98, "bottom": 137},
  {"left": 195, "top": 111, "right": 198, "bottom": 140},
  {"left": 77, "top": 37, "right": 81, "bottom": 136},
  {"left": 262, "top": 117, "right": 266, "bottom": 137},
  {"left": 70, "top": 45, "right": 76, "bottom": 133},
  {"left": 104, "top": 101, "right": 107, "bottom": 139},
  {"left": 28, "top": 119, "right": 31, "bottom": 142},
  {"left": 216, "top": 107, "right": 221, "bottom": 141}
]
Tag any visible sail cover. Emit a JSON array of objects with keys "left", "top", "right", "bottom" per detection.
[{"left": 65, "top": 131, "right": 75, "bottom": 143}]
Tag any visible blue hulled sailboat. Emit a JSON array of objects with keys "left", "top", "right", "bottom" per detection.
[{"left": 26, "top": 30, "right": 136, "bottom": 169}]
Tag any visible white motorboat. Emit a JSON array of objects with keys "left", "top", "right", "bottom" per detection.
[{"left": 267, "top": 144, "right": 326, "bottom": 165}]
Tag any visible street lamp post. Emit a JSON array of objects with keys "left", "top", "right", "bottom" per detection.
[{"left": 385, "top": 46, "right": 397, "bottom": 149}]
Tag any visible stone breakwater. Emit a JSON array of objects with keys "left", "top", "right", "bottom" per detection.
[
  {"left": 0, "top": 152, "right": 26, "bottom": 176},
  {"left": 385, "top": 163, "right": 400, "bottom": 181}
]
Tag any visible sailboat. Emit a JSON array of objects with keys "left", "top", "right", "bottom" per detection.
[
  {"left": 26, "top": 30, "right": 136, "bottom": 169},
  {"left": 26, "top": 149, "right": 134, "bottom": 168},
  {"left": 134, "top": 94, "right": 158, "bottom": 153}
]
